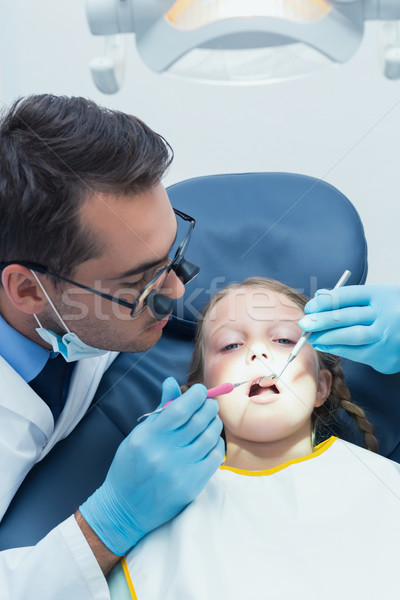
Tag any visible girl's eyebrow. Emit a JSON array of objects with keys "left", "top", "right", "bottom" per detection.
[
  {"left": 207, "top": 324, "right": 244, "bottom": 340},
  {"left": 208, "top": 319, "right": 303, "bottom": 339}
]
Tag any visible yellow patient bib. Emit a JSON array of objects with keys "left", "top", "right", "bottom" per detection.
[{"left": 118, "top": 437, "right": 400, "bottom": 599}]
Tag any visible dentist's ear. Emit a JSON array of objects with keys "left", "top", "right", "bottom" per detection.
[
  {"left": 0, "top": 265, "right": 47, "bottom": 314},
  {"left": 315, "top": 369, "right": 332, "bottom": 408}
]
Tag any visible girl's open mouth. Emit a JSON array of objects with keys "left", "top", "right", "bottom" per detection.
[{"left": 248, "top": 382, "right": 279, "bottom": 397}]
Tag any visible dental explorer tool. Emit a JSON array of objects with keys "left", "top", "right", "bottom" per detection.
[
  {"left": 137, "top": 379, "right": 252, "bottom": 422},
  {"left": 263, "top": 269, "right": 352, "bottom": 385}
]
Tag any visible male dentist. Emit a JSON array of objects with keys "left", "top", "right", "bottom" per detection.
[{"left": 0, "top": 94, "right": 223, "bottom": 599}]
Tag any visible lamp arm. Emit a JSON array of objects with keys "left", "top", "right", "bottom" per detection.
[
  {"left": 90, "top": 35, "right": 127, "bottom": 94},
  {"left": 86, "top": 0, "right": 135, "bottom": 35}
]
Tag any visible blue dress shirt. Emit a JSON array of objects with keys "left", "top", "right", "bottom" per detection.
[
  {"left": 0, "top": 314, "right": 75, "bottom": 420},
  {"left": 0, "top": 313, "right": 54, "bottom": 382}
]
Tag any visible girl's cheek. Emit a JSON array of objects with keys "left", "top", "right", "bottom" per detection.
[
  {"left": 297, "top": 354, "right": 320, "bottom": 380},
  {"left": 204, "top": 356, "right": 235, "bottom": 386},
  {"left": 203, "top": 359, "right": 223, "bottom": 386}
]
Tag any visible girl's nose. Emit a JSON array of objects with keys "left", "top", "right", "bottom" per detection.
[{"left": 246, "top": 344, "right": 269, "bottom": 363}]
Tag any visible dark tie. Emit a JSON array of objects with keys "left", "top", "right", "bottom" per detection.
[{"left": 29, "top": 354, "right": 75, "bottom": 421}]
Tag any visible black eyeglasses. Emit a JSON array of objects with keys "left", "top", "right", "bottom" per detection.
[{"left": 0, "top": 209, "right": 200, "bottom": 321}]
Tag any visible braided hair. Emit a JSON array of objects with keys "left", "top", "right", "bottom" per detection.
[{"left": 313, "top": 351, "right": 378, "bottom": 452}]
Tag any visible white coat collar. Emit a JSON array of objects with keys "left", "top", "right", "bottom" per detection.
[{"left": 0, "top": 352, "right": 118, "bottom": 519}]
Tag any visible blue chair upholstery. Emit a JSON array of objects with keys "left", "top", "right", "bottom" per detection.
[{"left": 1, "top": 172, "right": 399, "bottom": 550}]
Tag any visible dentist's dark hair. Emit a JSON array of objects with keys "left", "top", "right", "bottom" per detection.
[
  {"left": 183, "top": 277, "right": 378, "bottom": 453},
  {"left": 0, "top": 94, "right": 173, "bottom": 282}
]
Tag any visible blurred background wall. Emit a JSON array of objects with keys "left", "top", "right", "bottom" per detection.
[{"left": 0, "top": 0, "right": 398, "bottom": 285}]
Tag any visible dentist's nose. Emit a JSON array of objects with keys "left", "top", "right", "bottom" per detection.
[{"left": 165, "top": 268, "right": 185, "bottom": 300}]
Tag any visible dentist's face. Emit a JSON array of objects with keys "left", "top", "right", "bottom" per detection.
[
  {"left": 35, "top": 183, "right": 186, "bottom": 354},
  {"left": 203, "top": 287, "right": 331, "bottom": 446}
]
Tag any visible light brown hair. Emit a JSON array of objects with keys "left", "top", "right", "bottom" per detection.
[{"left": 185, "top": 277, "right": 378, "bottom": 452}]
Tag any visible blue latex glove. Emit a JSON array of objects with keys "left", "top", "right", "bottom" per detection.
[
  {"left": 298, "top": 284, "right": 400, "bottom": 374},
  {"left": 79, "top": 377, "right": 224, "bottom": 556}
]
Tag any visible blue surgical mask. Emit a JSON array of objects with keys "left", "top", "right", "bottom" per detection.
[{"left": 31, "top": 270, "right": 108, "bottom": 363}]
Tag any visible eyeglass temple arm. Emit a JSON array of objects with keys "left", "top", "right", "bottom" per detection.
[
  {"left": 0, "top": 261, "right": 136, "bottom": 311},
  {"left": 171, "top": 211, "right": 196, "bottom": 259}
]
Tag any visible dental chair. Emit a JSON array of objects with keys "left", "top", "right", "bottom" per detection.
[{"left": 1, "top": 172, "right": 400, "bottom": 550}]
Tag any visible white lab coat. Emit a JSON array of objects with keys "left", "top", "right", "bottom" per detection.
[{"left": 0, "top": 352, "right": 118, "bottom": 600}]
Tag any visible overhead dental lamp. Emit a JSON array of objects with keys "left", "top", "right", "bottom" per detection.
[{"left": 86, "top": 0, "right": 400, "bottom": 93}]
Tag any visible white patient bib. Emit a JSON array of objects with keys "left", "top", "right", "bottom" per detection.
[{"left": 122, "top": 437, "right": 400, "bottom": 600}]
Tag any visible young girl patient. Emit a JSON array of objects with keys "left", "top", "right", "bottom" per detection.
[{"left": 111, "top": 277, "right": 400, "bottom": 599}]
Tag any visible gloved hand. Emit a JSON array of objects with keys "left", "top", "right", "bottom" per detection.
[
  {"left": 79, "top": 377, "right": 224, "bottom": 556},
  {"left": 298, "top": 284, "right": 400, "bottom": 374}
]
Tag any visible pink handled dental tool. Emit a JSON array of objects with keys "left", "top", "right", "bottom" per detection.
[
  {"left": 206, "top": 380, "right": 249, "bottom": 398},
  {"left": 137, "top": 379, "right": 250, "bottom": 422}
]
